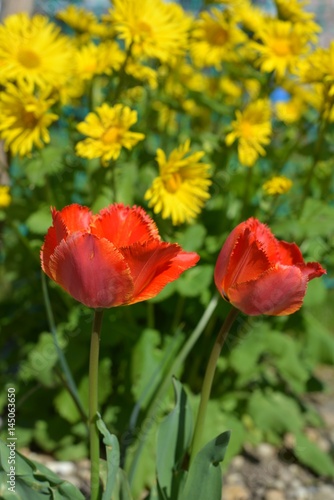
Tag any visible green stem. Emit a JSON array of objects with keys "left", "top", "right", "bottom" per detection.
[
  {"left": 89, "top": 309, "right": 104, "bottom": 500},
  {"left": 128, "top": 293, "right": 219, "bottom": 486},
  {"left": 41, "top": 272, "right": 87, "bottom": 424},
  {"left": 189, "top": 306, "right": 239, "bottom": 465},
  {"left": 240, "top": 167, "right": 254, "bottom": 221}
]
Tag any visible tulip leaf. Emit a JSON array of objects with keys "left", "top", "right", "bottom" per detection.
[
  {"left": 180, "top": 431, "right": 231, "bottom": 500},
  {"left": 0, "top": 438, "right": 85, "bottom": 499},
  {"left": 156, "top": 378, "right": 193, "bottom": 500},
  {"left": 96, "top": 414, "right": 120, "bottom": 500},
  {"left": 176, "top": 224, "right": 207, "bottom": 252}
]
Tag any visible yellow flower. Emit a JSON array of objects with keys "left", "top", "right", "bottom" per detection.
[
  {"left": 76, "top": 104, "right": 145, "bottom": 166},
  {"left": 56, "top": 5, "right": 98, "bottom": 33},
  {"left": 0, "top": 186, "right": 11, "bottom": 208},
  {"left": 190, "top": 8, "right": 247, "bottom": 69},
  {"left": 299, "top": 42, "right": 334, "bottom": 97},
  {"left": 225, "top": 99, "right": 272, "bottom": 167},
  {"left": 274, "top": 0, "right": 321, "bottom": 40},
  {"left": 108, "top": 0, "right": 191, "bottom": 64},
  {"left": 251, "top": 19, "right": 311, "bottom": 79},
  {"left": 0, "top": 83, "right": 58, "bottom": 158},
  {"left": 263, "top": 176, "right": 292, "bottom": 195},
  {"left": 144, "top": 140, "right": 212, "bottom": 225},
  {"left": 236, "top": 0, "right": 268, "bottom": 33},
  {"left": 0, "top": 13, "right": 74, "bottom": 89},
  {"left": 75, "top": 41, "right": 124, "bottom": 81}
]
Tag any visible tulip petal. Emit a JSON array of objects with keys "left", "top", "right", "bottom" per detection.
[
  {"left": 298, "top": 261, "right": 326, "bottom": 280},
  {"left": 277, "top": 240, "right": 304, "bottom": 265},
  {"left": 214, "top": 222, "right": 249, "bottom": 291},
  {"left": 91, "top": 203, "right": 160, "bottom": 247},
  {"left": 223, "top": 229, "right": 271, "bottom": 291},
  {"left": 41, "top": 226, "right": 58, "bottom": 278},
  {"left": 228, "top": 265, "right": 308, "bottom": 316},
  {"left": 49, "top": 233, "right": 133, "bottom": 308},
  {"left": 52, "top": 204, "right": 92, "bottom": 241},
  {"left": 120, "top": 240, "right": 199, "bottom": 304}
]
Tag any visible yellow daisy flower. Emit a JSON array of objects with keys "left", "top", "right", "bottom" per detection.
[
  {"left": 251, "top": 19, "right": 311, "bottom": 79},
  {"left": 0, "top": 186, "right": 11, "bottom": 208},
  {"left": 299, "top": 42, "right": 334, "bottom": 97},
  {"left": 76, "top": 104, "right": 145, "bottom": 166},
  {"left": 263, "top": 176, "right": 293, "bottom": 195},
  {"left": 234, "top": 0, "right": 268, "bottom": 34},
  {"left": 190, "top": 8, "right": 247, "bottom": 69},
  {"left": 0, "top": 83, "right": 58, "bottom": 158},
  {"left": 144, "top": 140, "right": 212, "bottom": 225},
  {"left": 107, "top": 0, "right": 191, "bottom": 64},
  {"left": 0, "top": 13, "right": 74, "bottom": 89},
  {"left": 225, "top": 99, "right": 272, "bottom": 167},
  {"left": 274, "top": 0, "right": 321, "bottom": 40},
  {"left": 56, "top": 5, "right": 98, "bottom": 34},
  {"left": 75, "top": 41, "right": 124, "bottom": 81}
]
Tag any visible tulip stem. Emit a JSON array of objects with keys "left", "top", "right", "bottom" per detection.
[
  {"left": 89, "top": 309, "right": 104, "bottom": 500},
  {"left": 190, "top": 306, "right": 239, "bottom": 466}
]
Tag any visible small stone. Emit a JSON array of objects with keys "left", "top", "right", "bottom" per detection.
[
  {"left": 225, "top": 472, "right": 244, "bottom": 485},
  {"left": 222, "top": 484, "right": 251, "bottom": 500},
  {"left": 265, "top": 489, "right": 285, "bottom": 500},
  {"left": 313, "top": 485, "right": 334, "bottom": 500},
  {"left": 231, "top": 455, "right": 246, "bottom": 470},
  {"left": 46, "top": 461, "right": 76, "bottom": 476},
  {"left": 257, "top": 443, "right": 276, "bottom": 460}
]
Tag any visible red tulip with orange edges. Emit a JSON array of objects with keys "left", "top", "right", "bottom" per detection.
[
  {"left": 41, "top": 203, "right": 199, "bottom": 309},
  {"left": 214, "top": 218, "right": 326, "bottom": 316}
]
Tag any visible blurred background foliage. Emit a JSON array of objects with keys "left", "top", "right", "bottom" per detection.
[{"left": 0, "top": 0, "right": 334, "bottom": 497}]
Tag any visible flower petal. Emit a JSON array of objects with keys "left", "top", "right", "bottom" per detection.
[
  {"left": 40, "top": 226, "right": 58, "bottom": 279},
  {"left": 223, "top": 228, "right": 271, "bottom": 291},
  {"left": 277, "top": 240, "right": 304, "bottom": 265},
  {"left": 52, "top": 204, "right": 92, "bottom": 240},
  {"left": 119, "top": 240, "right": 199, "bottom": 304},
  {"left": 91, "top": 203, "right": 160, "bottom": 246},
  {"left": 228, "top": 264, "right": 308, "bottom": 316},
  {"left": 49, "top": 233, "right": 133, "bottom": 308}
]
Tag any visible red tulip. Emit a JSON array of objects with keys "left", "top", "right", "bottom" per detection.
[
  {"left": 214, "top": 218, "right": 326, "bottom": 316},
  {"left": 41, "top": 203, "right": 199, "bottom": 308}
]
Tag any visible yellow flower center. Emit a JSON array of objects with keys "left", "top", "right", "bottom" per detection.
[
  {"left": 17, "top": 49, "right": 41, "bottom": 69},
  {"left": 164, "top": 173, "right": 183, "bottom": 193},
  {"left": 21, "top": 110, "right": 38, "bottom": 129},
  {"left": 102, "top": 126, "right": 121, "bottom": 144},
  {"left": 206, "top": 26, "right": 228, "bottom": 46},
  {"left": 271, "top": 38, "right": 292, "bottom": 57},
  {"left": 239, "top": 121, "right": 253, "bottom": 139}
]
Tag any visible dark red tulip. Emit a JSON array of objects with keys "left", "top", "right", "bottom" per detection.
[{"left": 214, "top": 218, "right": 326, "bottom": 316}]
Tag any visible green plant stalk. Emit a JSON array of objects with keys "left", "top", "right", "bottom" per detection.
[
  {"left": 189, "top": 306, "right": 239, "bottom": 465},
  {"left": 128, "top": 293, "right": 220, "bottom": 486},
  {"left": 41, "top": 272, "right": 87, "bottom": 423},
  {"left": 89, "top": 309, "right": 104, "bottom": 500}
]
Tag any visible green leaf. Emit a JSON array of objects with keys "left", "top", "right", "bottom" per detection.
[
  {"left": 96, "top": 414, "right": 120, "bottom": 500},
  {"left": 176, "top": 225, "right": 207, "bottom": 252},
  {"left": 156, "top": 378, "right": 193, "bottom": 500},
  {"left": 26, "top": 206, "right": 52, "bottom": 235},
  {"left": 0, "top": 438, "right": 84, "bottom": 499},
  {"left": 247, "top": 390, "right": 304, "bottom": 436},
  {"left": 181, "top": 431, "right": 231, "bottom": 500},
  {"left": 176, "top": 265, "right": 213, "bottom": 298},
  {"left": 294, "top": 433, "right": 334, "bottom": 477}
]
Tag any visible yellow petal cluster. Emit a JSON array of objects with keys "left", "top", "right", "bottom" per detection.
[
  {"left": 0, "top": 83, "right": 58, "bottom": 157},
  {"left": 225, "top": 99, "right": 272, "bottom": 167},
  {"left": 76, "top": 104, "right": 145, "bottom": 166},
  {"left": 263, "top": 176, "right": 293, "bottom": 195},
  {"left": 145, "top": 140, "right": 212, "bottom": 225}
]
